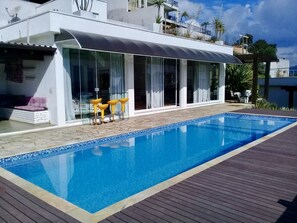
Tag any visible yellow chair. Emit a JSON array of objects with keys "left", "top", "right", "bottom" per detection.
[
  {"left": 90, "top": 98, "right": 102, "bottom": 125},
  {"left": 107, "top": 99, "right": 119, "bottom": 122},
  {"left": 119, "top": 98, "right": 129, "bottom": 119},
  {"left": 98, "top": 104, "right": 109, "bottom": 124}
]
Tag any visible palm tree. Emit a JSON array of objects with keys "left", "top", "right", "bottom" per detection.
[
  {"left": 213, "top": 18, "right": 225, "bottom": 40},
  {"left": 226, "top": 64, "right": 253, "bottom": 93},
  {"left": 74, "top": 0, "right": 93, "bottom": 11},
  {"left": 201, "top": 21, "right": 210, "bottom": 34},
  {"left": 180, "top": 11, "right": 189, "bottom": 23},
  {"left": 153, "top": 0, "right": 165, "bottom": 23}
]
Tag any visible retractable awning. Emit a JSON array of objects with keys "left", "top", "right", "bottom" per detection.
[{"left": 56, "top": 29, "right": 242, "bottom": 64}]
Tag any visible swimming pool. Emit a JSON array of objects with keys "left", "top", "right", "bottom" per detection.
[{"left": 0, "top": 113, "right": 296, "bottom": 213}]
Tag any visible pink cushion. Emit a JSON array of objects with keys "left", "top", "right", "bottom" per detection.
[
  {"left": 14, "top": 105, "right": 45, "bottom": 111},
  {"left": 28, "top": 97, "right": 47, "bottom": 108}
]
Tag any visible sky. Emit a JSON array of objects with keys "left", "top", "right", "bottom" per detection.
[{"left": 178, "top": 0, "right": 297, "bottom": 66}]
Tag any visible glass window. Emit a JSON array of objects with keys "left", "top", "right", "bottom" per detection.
[
  {"left": 210, "top": 63, "right": 219, "bottom": 100},
  {"left": 63, "top": 49, "right": 125, "bottom": 121},
  {"left": 164, "top": 59, "right": 177, "bottom": 106},
  {"left": 134, "top": 56, "right": 177, "bottom": 111}
]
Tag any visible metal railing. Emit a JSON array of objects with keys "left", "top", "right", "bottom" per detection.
[
  {"left": 180, "top": 22, "right": 211, "bottom": 35},
  {"left": 165, "top": 0, "right": 178, "bottom": 7}
]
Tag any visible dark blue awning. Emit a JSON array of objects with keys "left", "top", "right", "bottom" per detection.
[{"left": 56, "top": 29, "right": 242, "bottom": 64}]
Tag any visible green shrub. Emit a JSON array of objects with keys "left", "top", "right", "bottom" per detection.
[{"left": 254, "top": 99, "right": 278, "bottom": 110}]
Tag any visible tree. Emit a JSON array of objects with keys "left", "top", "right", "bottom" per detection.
[
  {"left": 249, "top": 39, "right": 277, "bottom": 99},
  {"left": 180, "top": 11, "right": 189, "bottom": 23},
  {"left": 213, "top": 18, "right": 225, "bottom": 40},
  {"left": 74, "top": 0, "right": 93, "bottom": 11},
  {"left": 201, "top": 21, "right": 210, "bottom": 34},
  {"left": 153, "top": 0, "right": 165, "bottom": 23},
  {"left": 248, "top": 39, "right": 277, "bottom": 58},
  {"left": 226, "top": 64, "right": 253, "bottom": 93}
]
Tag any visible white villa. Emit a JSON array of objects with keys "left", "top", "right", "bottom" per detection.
[{"left": 0, "top": 0, "right": 241, "bottom": 126}]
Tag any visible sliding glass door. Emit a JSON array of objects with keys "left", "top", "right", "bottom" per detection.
[
  {"left": 187, "top": 61, "right": 215, "bottom": 104},
  {"left": 164, "top": 59, "right": 177, "bottom": 106},
  {"left": 134, "top": 56, "right": 177, "bottom": 111},
  {"left": 63, "top": 49, "right": 125, "bottom": 121}
]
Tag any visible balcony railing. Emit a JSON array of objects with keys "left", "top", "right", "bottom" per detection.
[
  {"left": 165, "top": 0, "right": 178, "bottom": 7},
  {"left": 148, "top": 0, "right": 178, "bottom": 8},
  {"left": 180, "top": 22, "right": 211, "bottom": 36}
]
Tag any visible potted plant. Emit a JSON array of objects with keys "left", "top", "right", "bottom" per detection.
[{"left": 73, "top": 0, "right": 94, "bottom": 17}]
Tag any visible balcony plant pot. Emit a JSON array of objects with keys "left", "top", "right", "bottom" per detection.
[
  {"left": 73, "top": 10, "right": 96, "bottom": 19},
  {"left": 153, "top": 22, "right": 162, "bottom": 32}
]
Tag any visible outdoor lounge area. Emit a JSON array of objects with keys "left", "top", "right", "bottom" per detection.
[
  {"left": 0, "top": 95, "right": 49, "bottom": 124},
  {"left": 0, "top": 104, "right": 296, "bottom": 223}
]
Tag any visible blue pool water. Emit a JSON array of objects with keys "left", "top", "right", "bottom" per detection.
[{"left": 1, "top": 113, "right": 296, "bottom": 213}]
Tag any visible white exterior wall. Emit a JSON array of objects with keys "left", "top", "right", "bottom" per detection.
[
  {"left": 107, "top": 0, "right": 127, "bottom": 12},
  {"left": 219, "top": 63, "right": 226, "bottom": 102},
  {"left": 125, "top": 54, "right": 135, "bottom": 116},
  {"left": 269, "top": 59, "right": 290, "bottom": 78},
  {"left": 108, "top": 6, "right": 161, "bottom": 31},
  {"left": 50, "top": 45, "right": 66, "bottom": 125},
  {"left": 0, "top": 0, "right": 37, "bottom": 28}
]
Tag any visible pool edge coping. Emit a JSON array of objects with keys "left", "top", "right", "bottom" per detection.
[{"left": 0, "top": 115, "right": 296, "bottom": 222}]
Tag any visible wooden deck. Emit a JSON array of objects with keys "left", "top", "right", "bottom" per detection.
[
  {"left": 100, "top": 110, "right": 297, "bottom": 223},
  {"left": 0, "top": 109, "right": 296, "bottom": 223},
  {"left": 0, "top": 176, "right": 81, "bottom": 223}
]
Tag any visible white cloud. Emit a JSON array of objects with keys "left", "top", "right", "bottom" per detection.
[
  {"left": 219, "top": 0, "right": 297, "bottom": 65},
  {"left": 178, "top": 0, "right": 297, "bottom": 65},
  {"left": 178, "top": 0, "right": 214, "bottom": 23},
  {"left": 278, "top": 45, "right": 297, "bottom": 66}
]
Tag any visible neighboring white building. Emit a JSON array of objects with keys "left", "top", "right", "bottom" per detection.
[
  {"left": 0, "top": 0, "right": 240, "bottom": 126},
  {"left": 269, "top": 58, "right": 290, "bottom": 78}
]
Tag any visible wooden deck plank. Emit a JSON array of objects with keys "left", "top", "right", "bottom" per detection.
[
  {"left": 207, "top": 166, "right": 297, "bottom": 193},
  {"left": 119, "top": 208, "right": 156, "bottom": 223},
  {"left": 168, "top": 183, "right": 272, "bottom": 223},
  {"left": 132, "top": 202, "right": 178, "bottom": 223},
  {"left": 104, "top": 215, "right": 126, "bottom": 223},
  {"left": 193, "top": 170, "right": 296, "bottom": 204},
  {"left": 1, "top": 191, "right": 51, "bottom": 223},
  {"left": 179, "top": 177, "right": 289, "bottom": 212},
  {"left": 197, "top": 168, "right": 297, "bottom": 195},
  {"left": 139, "top": 200, "right": 188, "bottom": 223},
  {"left": 0, "top": 197, "right": 35, "bottom": 223},
  {"left": 0, "top": 205, "right": 21, "bottom": 223},
  {"left": 156, "top": 189, "right": 241, "bottom": 223},
  {"left": 123, "top": 205, "right": 168, "bottom": 223},
  {"left": 169, "top": 181, "right": 282, "bottom": 221},
  {"left": 0, "top": 177, "right": 81, "bottom": 223},
  {"left": 147, "top": 195, "right": 210, "bottom": 223}
]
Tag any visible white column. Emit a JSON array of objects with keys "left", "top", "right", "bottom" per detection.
[
  {"left": 50, "top": 45, "right": 66, "bottom": 125},
  {"left": 176, "top": 10, "right": 179, "bottom": 23},
  {"left": 125, "top": 54, "right": 135, "bottom": 116},
  {"left": 219, "top": 63, "right": 226, "bottom": 102},
  {"left": 138, "top": 0, "right": 141, "bottom": 7},
  {"left": 179, "top": 59, "right": 187, "bottom": 108},
  {"left": 144, "top": 0, "right": 148, "bottom": 7}
]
